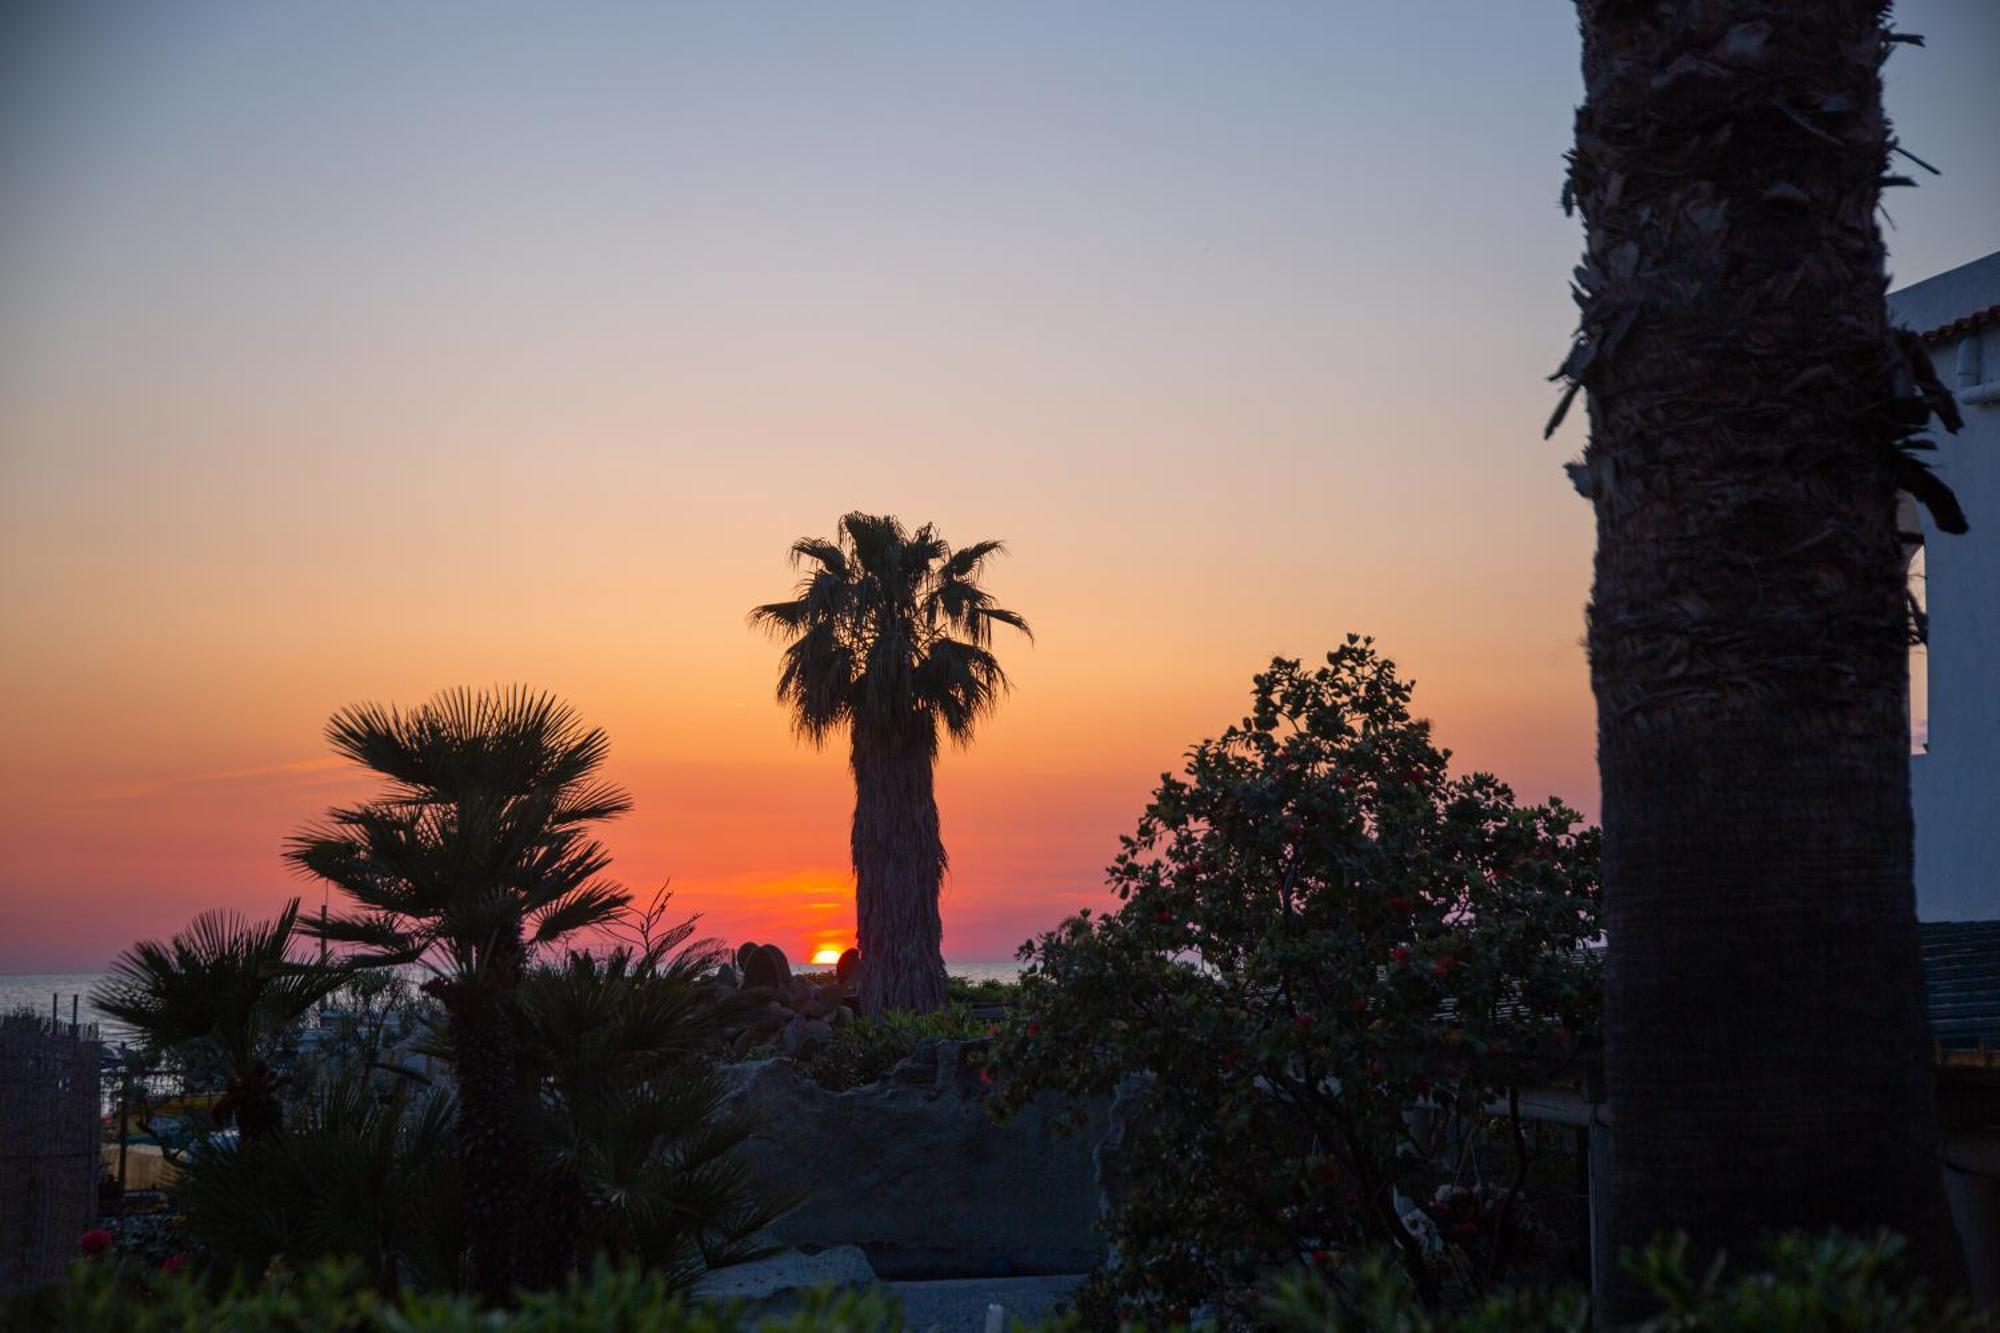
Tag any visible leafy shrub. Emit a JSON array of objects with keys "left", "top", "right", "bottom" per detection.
[
  {"left": 989, "top": 640, "right": 1603, "bottom": 1325},
  {"left": 1262, "top": 1231, "right": 1993, "bottom": 1332},
  {"left": 946, "top": 975, "right": 1020, "bottom": 1007},
  {"left": 173, "top": 1079, "right": 463, "bottom": 1291},
  {"left": 165, "top": 920, "right": 785, "bottom": 1299},
  {"left": 794, "top": 1004, "right": 991, "bottom": 1091},
  {"left": 510, "top": 937, "right": 789, "bottom": 1285},
  {"left": 11, "top": 1231, "right": 1988, "bottom": 1331}
]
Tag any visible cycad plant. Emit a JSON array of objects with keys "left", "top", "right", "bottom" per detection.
[
  {"left": 286, "top": 687, "right": 633, "bottom": 1305},
  {"left": 511, "top": 913, "right": 788, "bottom": 1288},
  {"left": 176, "top": 1080, "right": 463, "bottom": 1294},
  {"left": 751, "top": 512, "right": 1030, "bottom": 1016},
  {"left": 91, "top": 899, "right": 343, "bottom": 1142}
]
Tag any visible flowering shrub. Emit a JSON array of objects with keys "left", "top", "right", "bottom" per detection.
[{"left": 988, "top": 639, "right": 1602, "bottom": 1324}]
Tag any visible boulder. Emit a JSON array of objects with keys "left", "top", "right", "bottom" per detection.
[
  {"left": 719, "top": 1041, "right": 1112, "bottom": 1278},
  {"left": 691, "top": 1244, "right": 876, "bottom": 1308}
]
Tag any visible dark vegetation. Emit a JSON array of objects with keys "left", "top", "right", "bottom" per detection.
[
  {"left": 990, "top": 641, "right": 1604, "bottom": 1325},
  {"left": 13, "top": 1231, "right": 1988, "bottom": 1331}
]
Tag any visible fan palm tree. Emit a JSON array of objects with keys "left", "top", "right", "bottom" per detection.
[
  {"left": 751, "top": 512, "right": 1030, "bottom": 1016},
  {"left": 286, "top": 687, "right": 633, "bottom": 1306},
  {"left": 91, "top": 899, "right": 342, "bottom": 1142},
  {"left": 1555, "top": 1, "right": 1964, "bottom": 1311}
]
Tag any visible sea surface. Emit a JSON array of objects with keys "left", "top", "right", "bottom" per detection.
[{"left": 0, "top": 972, "right": 131, "bottom": 1044}]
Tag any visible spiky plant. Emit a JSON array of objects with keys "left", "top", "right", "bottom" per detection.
[
  {"left": 512, "top": 913, "right": 788, "bottom": 1287},
  {"left": 286, "top": 687, "right": 633, "bottom": 1306},
  {"left": 175, "top": 1079, "right": 462, "bottom": 1293},
  {"left": 751, "top": 512, "right": 1030, "bottom": 1016},
  {"left": 92, "top": 899, "right": 342, "bottom": 1141}
]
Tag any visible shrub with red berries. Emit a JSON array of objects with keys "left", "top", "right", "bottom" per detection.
[{"left": 988, "top": 638, "right": 1600, "bottom": 1325}]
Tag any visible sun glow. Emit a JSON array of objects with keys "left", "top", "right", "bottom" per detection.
[{"left": 810, "top": 947, "right": 843, "bottom": 966}]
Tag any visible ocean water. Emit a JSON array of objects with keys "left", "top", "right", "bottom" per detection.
[{"left": 0, "top": 973, "right": 131, "bottom": 1044}]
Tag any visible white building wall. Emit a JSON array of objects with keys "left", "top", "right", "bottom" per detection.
[{"left": 1890, "top": 252, "right": 2000, "bottom": 924}]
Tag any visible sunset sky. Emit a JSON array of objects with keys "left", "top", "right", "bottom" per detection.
[{"left": 2, "top": 2, "right": 1995, "bottom": 972}]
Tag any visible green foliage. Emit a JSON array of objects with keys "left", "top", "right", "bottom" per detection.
[
  {"left": 989, "top": 639, "right": 1603, "bottom": 1324},
  {"left": 1261, "top": 1231, "right": 1993, "bottom": 1332},
  {"left": 945, "top": 974, "right": 1019, "bottom": 1007},
  {"left": 6, "top": 1259, "right": 917, "bottom": 1333},
  {"left": 15, "top": 1232, "right": 1986, "bottom": 1331},
  {"left": 173, "top": 1080, "right": 463, "bottom": 1292},
  {"left": 511, "top": 929, "right": 791, "bottom": 1281},
  {"left": 165, "top": 904, "right": 786, "bottom": 1300},
  {"left": 795, "top": 1005, "right": 991, "bottom": 1091}
]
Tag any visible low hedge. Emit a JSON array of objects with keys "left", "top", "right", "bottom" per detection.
[{"left": 5, "top": 1231, "right": 1987, "bottom": 1332}]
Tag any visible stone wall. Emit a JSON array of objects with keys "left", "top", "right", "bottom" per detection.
[{"left": 718, "top": 1040, "right": 1112, "bottom": 1279}]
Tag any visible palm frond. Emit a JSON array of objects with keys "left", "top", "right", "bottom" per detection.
[{"left": 753, "top": 513, "right": 1028, "bottom": 751}]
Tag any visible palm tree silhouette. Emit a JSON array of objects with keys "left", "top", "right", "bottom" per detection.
[
  {"left": 752, "top": 512, "right": 1030, "bottom": 1016},
  {"left": 286, "top": 687, "right": 632, "bottom": 1305},
  {"left": 92, "top": 899, "right": 342, "bottom": 1142}
]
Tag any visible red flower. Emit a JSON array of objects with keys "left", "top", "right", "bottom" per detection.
[
  {"left": 978, "top": 1066, "right": 994, "bottom": 1085},
  {"left": 1389, "top": 945, "right": 1410, "bottom": 963},
  {"left": 1221, "top": 1049, "right": 1242, "bottom": 1069},
  {"left": 1153, "top": 910, "right": 1173, "bottom": 925},
  {"left": 1385, "top": 895, "right": 1415, "bottom": 915},
  {"left": 79, "top": 1229, "right": 112, "bottom": 1258},
  {"left": 1025, "top": 1021, "right": 1041, "bottom": 1038},
  {"left": 1366, "top": 1059, "right": 1385, "bottom": 1079},
  {"left": 1309, "top": 1249, "right": 1334, "bottom": 1268},
  {"left": 1431, "top": 960, "right": 1451, "bottom": 979},
  {"left": 159, "top": 1254, "right": 187, "bottom": 1275},
  {"left": 1293, "top": 1013, "right": 1313, "bottom": 1031}
]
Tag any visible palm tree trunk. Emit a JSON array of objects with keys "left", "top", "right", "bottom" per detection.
[
  {"left": 851, "top": 730, "right": 948, "bottom": 1017},
  {"left": 430, "top": 930, "right": 529, "bottom": 1306},
  {"left": 1568, "top": 0, "right": 1962, "bottom": 1313}
]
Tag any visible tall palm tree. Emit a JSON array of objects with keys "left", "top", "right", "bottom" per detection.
[
  {"left": 751, "top": 512, "right": 1030, "bottom": 1016},
  {"left": 91, "top": 899, "right": 341, "bottom": 1143},
  {"left": 1555, "top": 1, "right": 1964, "bottom": 1311},
  {"left": 286, "top": 687, "right": 633, "bottom": 1306}
]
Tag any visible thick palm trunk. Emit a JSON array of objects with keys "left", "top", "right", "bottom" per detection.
[
  {"left": 851, "top": 731, "right": 948, "bottom": 1017},
  {"left": 1567, "top": 1, "right": 1961, "bottom": 1313},
  {"left": 431, "top": 931, "right": 529, "bottom": 1306}
]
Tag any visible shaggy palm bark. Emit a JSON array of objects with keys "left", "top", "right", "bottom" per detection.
[
  {"left": 851, "top": 731, "right": 948, "bottom": 1017},
  {"left": 429, "top": 930, "right": 529, "bottom": 1307},
  {"left": 1563, "top": 0, "right": 1962, "bottom": 1312}
]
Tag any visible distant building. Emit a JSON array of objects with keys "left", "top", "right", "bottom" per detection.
[{"left": 1890, "top": 251, "right": 2000, "bottom": 925}]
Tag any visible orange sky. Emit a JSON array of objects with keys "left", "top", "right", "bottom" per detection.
[{"left": 2, "top": 3, "right": 1992, "bottom": 972}]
